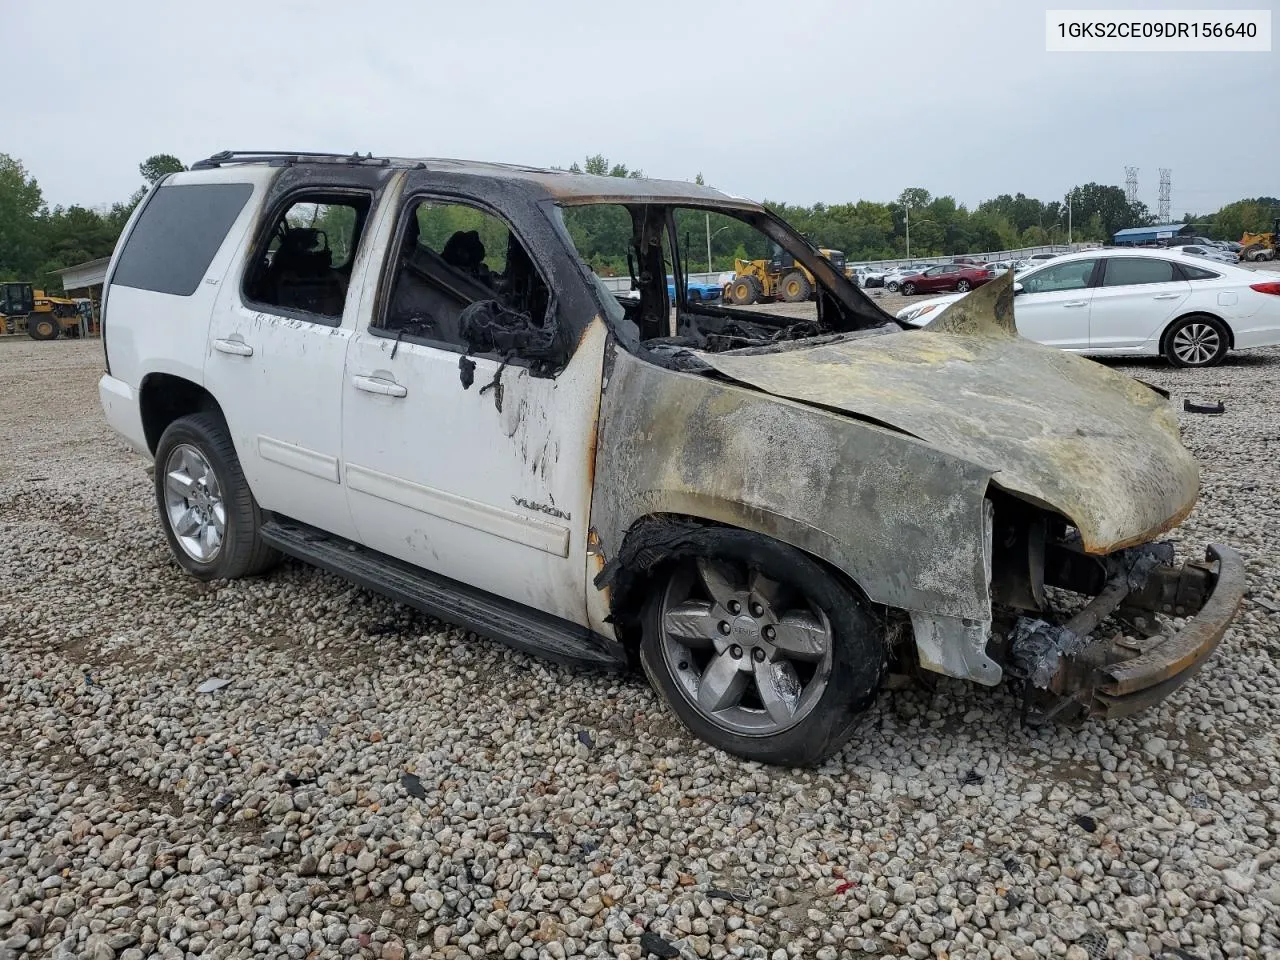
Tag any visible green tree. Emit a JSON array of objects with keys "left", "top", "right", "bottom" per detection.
[
  {"left": 0, "top": 154, "right": 46, "bottom": 280},
  {"left": 139, "top": 153, "right": 186, "bottom": 184}
]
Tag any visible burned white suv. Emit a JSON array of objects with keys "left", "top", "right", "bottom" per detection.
[{"left": 98, "top": 151, "right": 1244, "bottom": 765}]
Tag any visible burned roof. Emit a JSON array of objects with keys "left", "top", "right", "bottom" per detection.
[{"left": 192, "top": 151, "right": 759, "bottom": 209}]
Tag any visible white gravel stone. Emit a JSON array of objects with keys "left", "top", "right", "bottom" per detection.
[{"left": 2, "top": 339, "right": 1279, "bottom": 960}]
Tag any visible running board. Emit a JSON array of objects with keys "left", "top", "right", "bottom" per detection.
[{"left": 260, "top": 518, "right": 626, "bottom": 671}]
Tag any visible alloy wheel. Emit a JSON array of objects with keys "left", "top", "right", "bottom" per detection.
[
  {"left": 1172, "top": 323, "right": 1221, "bottom": 366},
  {"left": 163, "top": 443, "right": 226, "bottom": 562},
  {"left": 659, "top": 558, "right": 833, "bottom": 736}
]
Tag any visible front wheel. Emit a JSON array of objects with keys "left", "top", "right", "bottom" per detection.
[
  {"left": 1164, "top": 315, "right": 1229, "bottom": 368},
  {"left": 902, "top": 282, "right": 916, "bottom": 296},
  {"left": 28, "top": 316, "right": 59, "bottom": 341},
  {"left": 956, "top": 279, "right": 972, "bottom": 292},
  {"left": 154, "top": 412, "right": 280, "bottom": 580},
  {"left": 639, "top": 530, "right": 885, "bottom": 766},
  {"left": 886, "top": 281, "right": 900, "bottom": 293}
]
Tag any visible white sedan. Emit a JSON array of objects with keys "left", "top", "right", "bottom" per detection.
[{"left": 895, "top": 249, "right": 1280, "bottom": 367}]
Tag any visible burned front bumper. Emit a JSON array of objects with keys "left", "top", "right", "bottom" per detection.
[{"left": 1007, "top": 543, "right": 1246, "bottom": 720}]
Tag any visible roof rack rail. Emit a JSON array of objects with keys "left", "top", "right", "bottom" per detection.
[{"left": 191, "top": 150, "right": 394, "bottom": 170}]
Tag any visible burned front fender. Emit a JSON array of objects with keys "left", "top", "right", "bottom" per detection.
[
  {"left": 702, "top": 274, "right": 1201, "bottom": 555},
  {"left": 589, "top": 342, "right": 999, "bottom": 633}
]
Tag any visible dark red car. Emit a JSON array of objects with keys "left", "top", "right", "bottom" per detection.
[{"left": 900, "top": 263, "right": 992, "bottom": 296}]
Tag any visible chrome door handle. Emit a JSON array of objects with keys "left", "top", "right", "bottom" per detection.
[
  {"left": 352, "top": 375, "right": 407, "bottom": 398},
  {"left": 1152, "top": 293, "right": 1181, "bottom": 300},
  {"left": 1062, "top": 300, "right": 1088, "bottom": 308},
  {"left": 213, "top": 338, "right": 253, "bottom": 357}
]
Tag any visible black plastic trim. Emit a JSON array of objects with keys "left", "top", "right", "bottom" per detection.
[{"left": 259, "top": 517, "right": 626, "bottom": 671}]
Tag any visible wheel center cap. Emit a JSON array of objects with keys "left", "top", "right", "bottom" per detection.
[{"left": 730, "top": 616, "right": 759, "bottom": 642}]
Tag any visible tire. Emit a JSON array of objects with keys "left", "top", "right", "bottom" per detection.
[
  {"left": 902, "top": 282, "right": 916, "bottom": 296},
  {"left": 638, "top": 529, "right": 886, "bottom": 766},
  {"left": 154, "top": 412, "right": 280, "bottom": 581},
  {"left": 886, "top": 281, "right": 900, "bottom": 293},
  {"left": 730, "top": 277, "right": 760, "bottom": 305},
  {"left": 28, "top": 316, "right": 58, "bottom": 341},
  {"left": 780, "top": 270, "right": 812, "bottom": 303},
  {"left": 956, "top": 279, "right": 972, "bottom": 292},
  {"left": 688, "top": 289, "right": 701, "bottom": 303},
  {"left": 1241, "top": 244, "right": 1264, "bottom": 262},
  {"left": 1163, "top": 314, "right": 1230, "bottom": 368}
]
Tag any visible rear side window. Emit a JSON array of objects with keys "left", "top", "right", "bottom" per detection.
[
  {"left": 1102, "top": 257, "right": 1178, "bottom": 287},
  {"left": 110, "top": 183, "right": 253, "bottom": 296},
  {"left": 1178, "top": 263, "right": 1220, "bottom": 280}
]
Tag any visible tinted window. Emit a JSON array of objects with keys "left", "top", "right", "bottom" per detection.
[
  {"left": 1103, "top": 258, "right": 1177, "bottom": 287},
  {"left": 111, "top": 183, "right": 252, "bottom": 296},
  {"left": 1179, "top": 263, "right": 1220, "bottom": 280},
  {"left": 1020, "top": 259, "right": 1097, "bottom": 294}
]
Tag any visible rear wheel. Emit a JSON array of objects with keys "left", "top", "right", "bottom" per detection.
[
  {"left": 1164, "top": 315, "right": 1229, "bottom": 368},
  {"left": 1241, "top": 244, "right": 1265, "bottom": 262},
  {"left": 639, "top": 529, "right": 885, "bottom": 766},
  {"left": 780, "top": 271, "right": 812, "bottom": 303},
  {"left": 154, "top": 412, "right": 280, "bottom": 580},
  {"left": 886, "top": 281, "right": 900, "bottom": 293},
  {"left": 956, "top": 279, "right": 972, "bottom": 292},
  {"left": 28, "top": 316, "right": 59, "bottom": 341},
  {"left": 902, "top": 281, "right": 917, "bottom": 296}
]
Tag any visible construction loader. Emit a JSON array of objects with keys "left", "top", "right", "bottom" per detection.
[
  {"left": 724, "top": 246, "right": 846, "bottom": 305},
  {"left": 0, "top": 282, "right": 87, "bottom": 339},
  {"left": 1240, "top": 218, "right": 1279, "bottom": 262}
]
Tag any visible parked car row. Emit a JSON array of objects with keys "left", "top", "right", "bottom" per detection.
[{"left": 895, "top": 248, "right": 1280, "bottom": 367}]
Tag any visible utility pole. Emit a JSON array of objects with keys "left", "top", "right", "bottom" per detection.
[
  {"left": 706, "top": 213, "right": 712, "bottom": 276},
  {"left": 1067, "top": 190, "right": 1073, "bottom": 248},
  {"left": 905, "top": 205, "right": 911, "bottom": 261}
]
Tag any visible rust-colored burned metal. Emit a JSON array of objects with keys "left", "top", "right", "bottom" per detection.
[
  {"left": 1099, "top": 544, "right": 1245, "bottom": 699},
  {"left": 590, "top": 345, "right": 998, "bottom": 624},
  {"left": 1032, "top": 544, "right": 1245, "bottom": 719},
  {"left": 701, "top": 272, "right": 1201, "bottom": 556}
]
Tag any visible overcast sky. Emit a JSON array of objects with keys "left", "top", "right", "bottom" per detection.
[{"left": 5, "top": 0, "right": 1273, "bottom": 214}]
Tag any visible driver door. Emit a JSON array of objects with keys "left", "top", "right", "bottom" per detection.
[
  {"left": 1011, "top": 258, "right": 1100, "bottom": 351},
  {"left": 340, "top": 189, "right": 604, "bottom": 625}
]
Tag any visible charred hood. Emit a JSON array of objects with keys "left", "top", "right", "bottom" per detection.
[{"left": 700, "top": 272, "right": 1200, "bottom": 554}]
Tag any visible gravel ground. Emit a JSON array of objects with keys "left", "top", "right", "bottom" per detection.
[{"left": 1, "top": 337, "right": 1278, "bottom": 960}]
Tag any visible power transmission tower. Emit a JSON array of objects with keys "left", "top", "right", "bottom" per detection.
[
  {"left": 1158, "top": 168, "right": 1172, "bottom": 222},
  {"left": 1124, "top": 166, "right": 1139, "bottom": 206}
]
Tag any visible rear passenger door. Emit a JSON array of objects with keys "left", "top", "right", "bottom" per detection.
[
  {"left": 205, "top": 170, "right": 393, "bottom": 540},
  {"left": 1087, "top": 256, "right": 1191, "bottom": 353}
]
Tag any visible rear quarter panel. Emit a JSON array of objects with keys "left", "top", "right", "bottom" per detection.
[{"left": 103, "top": 168, "right": 275, "bottom": 392}]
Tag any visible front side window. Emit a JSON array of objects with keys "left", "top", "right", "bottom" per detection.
[
  {"left": 380, "top": 199, "right": 556, "bottom": 365},
  {"left": 243, "top": 193, "right": 371, "bottom": 322},
  {"left": 1102, "top": 257, "right": 1178, "bottom": 287},
  {"left": 1020, "top": 259, "right": 1097, "bottom": 294}
]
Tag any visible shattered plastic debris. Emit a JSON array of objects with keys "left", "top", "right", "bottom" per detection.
[
  {"left": 196, "top": 677, "right": 232, "bottom": 694},
  {"left": 400, "top": 772, "right": 427, "bottom": 799},
  {"left": 638, "top": 931, "right": 681, "bottom": 958},
  {"left": 1074, "top": 814, "right": 1098, "bottom": 833},
  {"left": 1182, "top": 398, "right": 1225, "bottom": 415},
  {"left": 577, "top": 730, "right": 594, "bottom": 749}
]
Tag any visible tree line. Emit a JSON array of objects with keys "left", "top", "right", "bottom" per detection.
[{"left": 1, "top": 150, "right": 1274, "bottom": 293}]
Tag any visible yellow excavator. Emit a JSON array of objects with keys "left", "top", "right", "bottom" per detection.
[
  {"left": 0, "top": 282, "right": 91, "bottom": 339},
  {"left": 725, "top": 246, "right": 846, "bottom": 305},
  {"left": 1240, "top": 218, "right": 1279, "bottom": 262}
]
